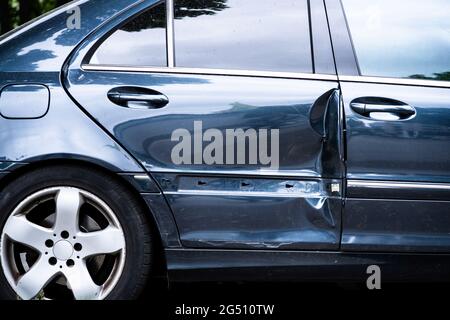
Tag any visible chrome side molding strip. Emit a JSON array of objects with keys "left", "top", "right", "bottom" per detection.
[
  {"left": 347, "top": 180, "right": 450, "bottom": 190},
  {"left": 347, "top": 180, "right": 450, "bottom": 201},
  {"left": 160, "top": 176, "right": 341, "bottom": 198},
  {"left": 82, "top": 64, "right": 339, "bottom": 81}
]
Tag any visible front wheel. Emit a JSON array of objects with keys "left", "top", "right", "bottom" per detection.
[{"left": 0, "top": 166, "right": 153, "bottom": 300}]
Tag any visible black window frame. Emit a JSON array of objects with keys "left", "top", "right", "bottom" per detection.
[{"left": 85, "top": 0, "right": 336, "bottom": 77}]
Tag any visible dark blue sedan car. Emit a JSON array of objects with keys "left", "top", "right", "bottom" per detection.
[{"left": 0, "top": 0, "right": 449, "bottom": 300}]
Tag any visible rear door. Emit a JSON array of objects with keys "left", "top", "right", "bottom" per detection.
[
  {"left": 327, "top": 0, "right": 450, "bottom": 252},
  {"left": 65, "top": 0, "right": 343, "bottom": 250}
]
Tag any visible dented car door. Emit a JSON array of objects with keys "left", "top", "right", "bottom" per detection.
[{"left": 65, "top": 0, "right": 344, "bottom": 250}]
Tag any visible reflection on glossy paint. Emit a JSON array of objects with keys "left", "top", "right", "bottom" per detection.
[{"left": 0, "top": 0, "right": 138, "bottom": 72}]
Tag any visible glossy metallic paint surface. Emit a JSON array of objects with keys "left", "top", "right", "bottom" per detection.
[
  {"left": 0, "top": 162, "right": 24, "bottom": 171},
  {"left": 342, "top": 199, "right": 450, "bottom": 252},
  {"left": 0, "top": 0, "right": 145, "bottom": 172},
  {"left": 0, "top": 84, "right": 50, "bottom": 119},
  {"left": 342, "top": 82, "right": 450, "bottom": 183},
  {"left": 118, "top": 173, "right": 161, "bottom": 193},
  {"left": 0, "top": 74, "right": 144, "bottom": 173},
  {"left": 142, "top": 193, "right": 182, "bottom": 248},
  {"left": 67, "top": 70, "right": 339, "bottom": 175}
]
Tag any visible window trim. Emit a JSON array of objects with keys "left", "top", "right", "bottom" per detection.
[
  {"left": 86, "top": 0, "right": 326, "bottom": 77},
  {"left": 166, "top": 0, "right": 175, "bottom": 67},
  {"left": 81, "top": 64, "right": 338, "bottom": 81}
]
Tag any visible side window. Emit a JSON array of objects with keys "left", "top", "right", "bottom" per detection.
[
  {"left": 90, "top": 1, "right": 167, "bottom": 66},
  {"left": 173, "top": 0, "right": 312, "bottom": 73},
  {"left": 343, "top": 0, "right": 450, "bottom": 81}
]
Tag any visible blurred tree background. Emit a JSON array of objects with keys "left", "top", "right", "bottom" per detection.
[{"left": 0, "top": 0, "right": 71, "bottom": 35}]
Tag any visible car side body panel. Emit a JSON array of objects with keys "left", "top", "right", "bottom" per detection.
[{"left": 0, "top": 0, "right": 449, "bottom": 283}]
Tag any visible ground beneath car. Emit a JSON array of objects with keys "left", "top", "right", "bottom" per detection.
[{"left": 140, "top": 281, "right": 450, "bottom": 318}]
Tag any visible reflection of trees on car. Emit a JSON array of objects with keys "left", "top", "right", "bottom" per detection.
[
  {"left": 410, "top": 71, "right": 450, "bottom": 81},
  {"left": 0, "top": 0, "right": 229, "bottom": 35},
  {"left": 122, "top": 0, "right": 228, "bottom": 32},
  {"left": 175, "top": 0, "right": 228, "bottom": 18},
  {"left": 0, "top": 0, "right": 71, "bottom": 35}
]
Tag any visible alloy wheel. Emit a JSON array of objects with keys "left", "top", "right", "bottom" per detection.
[{"left": 0, "top": 187, "right": 126, "bottom": 300}]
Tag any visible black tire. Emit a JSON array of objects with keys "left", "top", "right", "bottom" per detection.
[{"left": 0, "top": 165, "right": 153, "bottom": 300}]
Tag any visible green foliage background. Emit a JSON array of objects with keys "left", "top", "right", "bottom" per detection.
[{"left": 0, "top": 0, "right": 71, "bottom": 35}]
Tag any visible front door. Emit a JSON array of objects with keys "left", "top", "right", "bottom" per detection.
[{"left": 328, "top": 0, "right": 450, "bottom": 252}]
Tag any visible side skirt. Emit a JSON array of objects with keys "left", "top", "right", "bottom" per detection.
[{"left": 166, "top": 249, "right": 450, "bottom": 282}]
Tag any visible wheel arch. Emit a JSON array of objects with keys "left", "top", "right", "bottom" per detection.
[{"left": 0, "top": 158, "right": 169, "bottom": 279}]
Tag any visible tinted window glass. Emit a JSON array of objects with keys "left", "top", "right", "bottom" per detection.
[
  {"left": 174, "top": 0, "right": 312, "bottom": 73},
  {"left": 343, "top": 0, "right": 450, "bottom": 81},
  {"left": 91, "top": 2, "right": 167, "bottom": 66}
]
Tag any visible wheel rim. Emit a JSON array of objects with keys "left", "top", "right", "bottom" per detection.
[{"left": 0, "top": 187, "right": 126, "bottom": 300}]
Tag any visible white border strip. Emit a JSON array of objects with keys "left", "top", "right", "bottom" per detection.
[
  {"left": 340, "top": 75, "right": 450, "bottom": 89},
  {"left": 81, "top": 66, "right": 450, "bottom": 88}
]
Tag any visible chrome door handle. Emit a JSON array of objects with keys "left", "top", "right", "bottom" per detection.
[
  {"left": 350, "top": 97, "right": 416, "bottom": 120},
  {"left": 108, "top": 86, "right": 169, "bottom": 109},
  {"left": 351, "top": 103, "right": 415, "bottom": 116}
]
